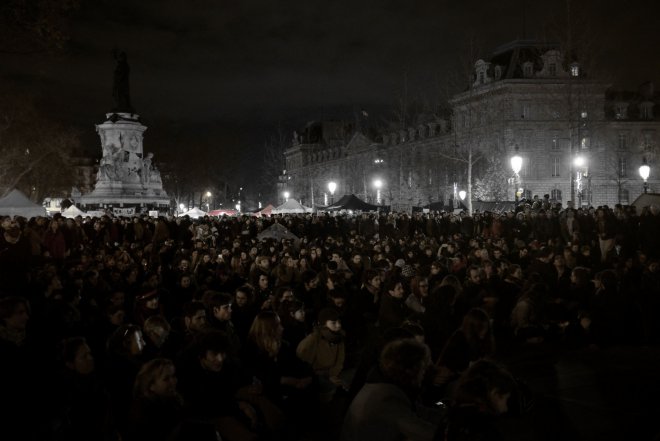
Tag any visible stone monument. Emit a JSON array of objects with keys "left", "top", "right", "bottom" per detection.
[{"left": 79, "top": 52, "right": 169, "bottom": 213}]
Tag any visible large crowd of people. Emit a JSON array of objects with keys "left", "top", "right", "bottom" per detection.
[{"left": 0, "top": 202, "right": 659, "bottom": 440}]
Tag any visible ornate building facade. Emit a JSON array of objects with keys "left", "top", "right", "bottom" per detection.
[{"left": 283, "top": 40, "right": 659, "bottom": 211}]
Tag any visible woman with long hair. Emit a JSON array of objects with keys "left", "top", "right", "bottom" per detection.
[
  {"left": 128, "top": 358, "right": 184, "bottom": 441},
  {"left": 244, "top": 311, "right": 311, "bottom": 432}
]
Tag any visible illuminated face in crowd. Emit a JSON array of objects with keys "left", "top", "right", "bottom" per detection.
[
  {"left": 235, "top": 291, "right": 249, "bottom": 307},
  {"left": 389, "top": 282, "right": 404, "bottom": 299},
  {"left": 186, "top": 310, "right": 207, "bottom": 332},
  {"left": 201, "top": 350, "right": 225, "bottom": 372},
  {"left": 213, "top": 303, "right": 232, "bottom": 322}
]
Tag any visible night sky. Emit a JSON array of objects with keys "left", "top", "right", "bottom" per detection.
[{"left": 2, "top": 0, "right": 659, "bottom": 195}]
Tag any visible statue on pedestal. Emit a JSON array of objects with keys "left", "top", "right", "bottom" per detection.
[{"left": 112, "top": 50, "right": 134, "bottom": 113}]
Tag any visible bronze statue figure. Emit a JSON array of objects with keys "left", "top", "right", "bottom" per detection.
[{"left": 112, "top": 50, "right": 134, "bottom": 112}]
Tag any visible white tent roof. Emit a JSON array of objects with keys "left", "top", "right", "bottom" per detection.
[
  {"left": 0, "top": 189, "right": 47, "bottom": 218},
  {"left": 61, "top": 205, "right": 87, "bottom": 218},
  {"left": 272, "top": 199, "right": 313, "bottom": 214},
  {"left": 178, "top": 207, "right": 207, "bottom": 219}
]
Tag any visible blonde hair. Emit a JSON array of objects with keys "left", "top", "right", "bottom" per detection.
[
  {"left": 248, "top": 311, "right": 282, "bottom": 358},
  {"left": 133, "top": 358, "right": 178, "bottom": 399}
]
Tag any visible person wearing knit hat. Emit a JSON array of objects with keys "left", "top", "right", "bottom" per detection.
[{"left": 297, "top": 306, "right": 346, "bottom": 402}]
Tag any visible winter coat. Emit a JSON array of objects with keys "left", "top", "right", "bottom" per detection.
[{"left": 296, "top": 326, "right": 345, "bottom": 378}]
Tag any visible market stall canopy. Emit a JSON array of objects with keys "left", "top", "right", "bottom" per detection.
[
  {"left": 272, "top": 199, "right": 313, "bottom": 214},
  {"left": 631, "top": 192, "right": 660, "bottom": 211},
  {"left": 253, "top": 204, "right": 273, "bottom": 217},
  {"left": 0, "top": 189, "right": 47, "bottom": 218},
  {"left": 61, "top": 205, "right": 87, "bottom": 218},
  {"left": 257, "top": 222, "right": 299, "bottom": 241},
  {"left": 178, "top": 207, "right": 207, "bottom": 219},
  {"left": 208, "top": 209, "right": 238, "bottom": 216},
  {"left": 325, "top": 194, "right": 383, "bottom": 212}
]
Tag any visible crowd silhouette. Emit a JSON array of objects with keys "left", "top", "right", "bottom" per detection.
[{"left": 0, "top": 202, "right": 659, "bottom": 440}]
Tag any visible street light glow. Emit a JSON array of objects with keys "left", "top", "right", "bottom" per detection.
[
  {"left": 283, "top": 191, "right": 290, "bottom": 201},
  {"left": 205, "top": 191, "right": 212, "bottom": 197},
  {"left": 328, "top": 181, "right": 337, "bottom": 194},
  {"left": 574, "top": 156, "right": 586, "bottom": 167},
  {"left": 510, "top": 155, "right": 522, "bottom": 174},
  {"left": 459, "top": 190, "right": 466, "bottom": 201},
  {"left": 373, "top": 179, "right": 383, "bottom": 189},
  {"left": 639, "top": 162, "right": 650, "bottom": 181}
]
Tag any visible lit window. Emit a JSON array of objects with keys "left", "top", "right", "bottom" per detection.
[
  {"left": 581, "top": 111, "right": 588, "bottom": 119},
  {"left": 571, "top": 64, "right": 580, "bottom": 77},
  {"left": 618, "top": 157, "right": 627, "bottom": 177},
  {"left": 552, "top": 157, "right": 561, "bottom": 177},
  {"left": 551, "top": 135, "right": 560, "bottom": 150},
  {"left": 618, "top": 133, "right": 627, "bottom": 150}
]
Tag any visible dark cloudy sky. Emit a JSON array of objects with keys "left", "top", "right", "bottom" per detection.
[{"left": 2, "top": 0, "right": 659, "bottom": 189}]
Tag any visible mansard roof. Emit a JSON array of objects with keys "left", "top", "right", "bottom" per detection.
[{"left": 490, "top": 40, "right": 561, "bottom": 79}]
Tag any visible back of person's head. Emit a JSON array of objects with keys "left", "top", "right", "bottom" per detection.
[
  {"left": 453, "top": 359, "right": 515, "bottom": 413},
  {"left": 144, "top": 315, "right": 171, "bottom": 333},
  {"left": 182, "top": 301, "right": 206, "bottom": 319},
  {"left": 379, "top": 338, "right": 431, "bottom": 389},
  {"left": 248, "top": 310, "right": 281, "bottom": 357},
  {"left": 193, "top": 330, "right": 230, "bottom": 359},
  {"left": 301, "top": 269, "right": 318, "bottom": 286},
  {"left": 595, "top": 269, "right": 618, "bottom": 291},
  {"left": 0, "top": 296, "right": 30, "bottom": 323}
]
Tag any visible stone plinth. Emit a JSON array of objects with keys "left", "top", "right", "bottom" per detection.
[{"left": 79, "top": 112, "right": 169, "bottom": 210}]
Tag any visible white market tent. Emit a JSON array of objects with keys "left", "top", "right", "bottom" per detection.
[
  {"left": 257, "top": 222, "right": 299, "bottom": 241},
  {"left": 271, "top": 199, "right": 313, "bottom": 214},
  {"left": 61, "top": 205, "right": 87, "bottom": 218},
  {"left": 178, "top": 207, "right": 208, "bottom": 219},
  {"left": 0, "top": 189, "right": 47, "bottom": 218}
]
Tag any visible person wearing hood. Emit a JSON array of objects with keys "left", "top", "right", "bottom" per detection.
[
  {"left": 296, "top": 307, "right": 346, "bottom": 402},
  {"left": 342, "top": 338, "right": 439, "bottom": 441}
]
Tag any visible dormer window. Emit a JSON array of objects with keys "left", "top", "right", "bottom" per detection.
[
  {"left": 478, "top": 71, "right": 485, "bottom": 84},
  {"left": 570, "top": 63, "right": 580, "bottom": 77},
  {"left": 615, "top": 103, "right": 628, "bottom": 120},
  {"left": 523, "top": 62, "right": 533, "bottom": 78},
  {"left": 549, "top": 63, "right": 557, "bottom": 77}
]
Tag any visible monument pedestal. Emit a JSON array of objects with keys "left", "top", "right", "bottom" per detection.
[{"left": 79, "top": 112, "right": 169, "bottom": 213}]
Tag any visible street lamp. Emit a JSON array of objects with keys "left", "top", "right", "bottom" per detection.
[
  {"left": 573, "top": 155, "right": 587, "bottom": 207},
  {"left": 283, "top": 191, "right": 290, "bottom": 202},
  {"left": 373, "top": 179, "right": 383, "bottom": 204},
  {"left": 459, "top": 190, "right": 466, "bottom": 201},
  {"left": 328, "top": 181, "right": 337, "bottom": 205},
  {"left": 205, "top": 191, "right": 212, "bottom": 211},
  {"left": 510, "top": 149, "right": 522, "bottom": 202},
  {"left": 639, "top": 157, "right": 650, "bottom": 194}
]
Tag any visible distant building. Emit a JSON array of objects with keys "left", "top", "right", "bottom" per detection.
[{"left": 284, "top": 40, "right": 659, "bottom": 211}]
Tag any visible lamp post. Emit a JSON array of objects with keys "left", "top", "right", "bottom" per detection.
[
  {"left": 205, "top": 191, "right": 212, "bottom": 211},
  {"left": 373, "top": 179, "right": 383, "bottom": 205},
  {"left": 574, "top": 155, "right": 586, "bottom": 207},
  {"left": 510, "top": 149, "right": 522, "bottom": 203},
  {"left": 328, "top": 181, "right": 337, "bottom": 205},
  {"left": 639, "top": 157, "right": 650, "bottom": 194},
  {"left": 283, "top": 191, "right": 290, "bottom": 202}
]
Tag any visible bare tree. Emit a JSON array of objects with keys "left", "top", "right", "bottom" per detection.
[{"left": 0, "top": 90, "right": 80, "bottom": 199}]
